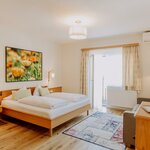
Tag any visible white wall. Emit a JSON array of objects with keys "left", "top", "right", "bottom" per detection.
[
  {"left": 61, "top": 33, "right": 150, "bottom": 98},
  {"left": 0, "top": 32, "right": 62, "bottom": 90}
]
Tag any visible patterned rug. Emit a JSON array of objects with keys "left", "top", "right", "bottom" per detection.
[{"left": 63, "top": 112, "right": 125, "bottom": 150}]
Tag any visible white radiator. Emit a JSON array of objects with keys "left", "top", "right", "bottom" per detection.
[{"left": 107, "top": 86, "right": 137, "bottom": 108}]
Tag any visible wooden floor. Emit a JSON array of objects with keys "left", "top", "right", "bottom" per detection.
[{"left": 0, "top": 108, "right": 133, "bottom": 150}]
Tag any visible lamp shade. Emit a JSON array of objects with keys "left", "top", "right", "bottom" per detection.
[
  {"left": 51, "top": 72, "right": 55, "bottom": 78},
  {"left": 48, "top": 70, "right": 55, "bottom": 82},
  {"left": 69, "top": 25, "right": 87, "bottom": 40}
]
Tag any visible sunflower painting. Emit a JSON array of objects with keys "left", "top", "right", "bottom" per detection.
[{"left": 6, "top": 47, "right": 42, "bottom": 82}]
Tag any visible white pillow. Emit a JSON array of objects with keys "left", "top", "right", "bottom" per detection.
[
  {"left": 33, "top": 86, "right": 41, "bottom": 96},
  {"left": 3, "top": 87, "right": 27, "bottom": 100},
  {"left": 39, "top": 87, "right": 50, "bottom": 96},
  {"left": 12, "top": 89, "right": 31, "bottom": 100},
  {"left": 19, "top": 87, "right": 27, "bottom": 90},
  {"left": 3, "top": 95, "right": 12, "bottom": 100}
]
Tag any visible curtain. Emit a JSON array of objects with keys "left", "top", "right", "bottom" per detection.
[
  {"left": 123, "top": 45, "right": 142, "bottom": 91},
  {"left": 80, "top": 50, "right": 89, "bottom": 95}
]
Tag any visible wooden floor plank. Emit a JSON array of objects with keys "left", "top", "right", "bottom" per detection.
[{"left": 0, "top": 108, "right": 134, "bottom": 150}]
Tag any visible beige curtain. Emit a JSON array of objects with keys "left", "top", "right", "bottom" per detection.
[
  {"left": 80, "top": 50, "right": 89, "bottom": 95},
  {"left": 123, "top": 45, "right": 142, "bottom": 91}
]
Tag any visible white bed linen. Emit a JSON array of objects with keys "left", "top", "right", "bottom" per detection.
[
  {"left": 18, "top": 96, "right": 69, "bottom": 109},
  {"left": 1, "top": 99, "right": 90, "bottom": 119},
  {"left": 46, "top": 92, "right": 88, "bottom": 102}
]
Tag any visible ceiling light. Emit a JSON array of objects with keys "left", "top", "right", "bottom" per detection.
[{"left": 69, "top": 20, "right": 87, "bottom": 40}]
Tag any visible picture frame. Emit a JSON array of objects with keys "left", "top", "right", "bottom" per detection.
[{"left": 5, "top": 46, "right": 42, "bottom": 82}]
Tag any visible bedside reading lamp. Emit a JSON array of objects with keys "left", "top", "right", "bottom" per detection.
[
  {"left": 48, "top": 70, "right": 55, "bottom": 92},
  {"left": 48, "top": 70, "right": 55, "bottom": 82}
]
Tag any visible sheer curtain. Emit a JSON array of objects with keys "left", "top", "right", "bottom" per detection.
[
  {"left": 80, "top": 50, "right": 89, "bottom": 95},
  {"left": 123, "top": 45, "right": 142, "bottom": 91}
]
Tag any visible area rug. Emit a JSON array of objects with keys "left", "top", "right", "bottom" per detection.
[{"left": 63, "top": 112, "right": 125, "bottom": 150}]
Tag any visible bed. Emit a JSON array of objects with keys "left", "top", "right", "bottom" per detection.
[{"left": 0, "top": 87, "right": 91, "bottom": 136}]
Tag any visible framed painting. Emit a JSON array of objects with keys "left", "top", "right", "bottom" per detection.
[{"left": 5, "top": 46, "right": 42, "bottom": 82}]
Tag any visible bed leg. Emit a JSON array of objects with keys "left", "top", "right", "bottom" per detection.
[
  {"left": 49, "top": 128, "right": 53, "bottom": 136},
  {"left": 87, "top": 110, "right": 89, "bottom": 116}
]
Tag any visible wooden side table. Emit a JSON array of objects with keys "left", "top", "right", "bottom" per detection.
[{"left": 135, "top": 101, "right": 150, "bottom": 150}]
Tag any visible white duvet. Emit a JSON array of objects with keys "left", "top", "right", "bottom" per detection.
[
  {"left": 18, "top": 96, "right": 69, "bottom": 109},
  {"left": 45, "top": 92, "right": 88, "bottom": 102}
]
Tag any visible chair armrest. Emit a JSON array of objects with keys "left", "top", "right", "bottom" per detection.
[
  {"left": 137, "top": 98, "right": 150, "bottom": 104},
  {"left": 123, "top": 111, "right": 135, "bottom": 147}
]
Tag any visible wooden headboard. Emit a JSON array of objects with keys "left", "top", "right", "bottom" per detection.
[{"left": 0, "top": 86, "right": 62, "bottom": 104}]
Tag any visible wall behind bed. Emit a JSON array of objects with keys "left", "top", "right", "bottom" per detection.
[{"left": 0, "top": 32, "right": 62, "bottom": 90}]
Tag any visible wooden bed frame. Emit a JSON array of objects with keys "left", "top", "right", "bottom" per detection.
[{"left": 0, "top": 87, "right": 91, "bottom": 136}]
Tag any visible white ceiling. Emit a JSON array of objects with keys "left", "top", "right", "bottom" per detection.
[{"left": 0, "top": 0, "right": 150, "bottom": 44}]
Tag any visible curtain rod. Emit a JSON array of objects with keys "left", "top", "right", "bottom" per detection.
[{"left": 81, "top": 43, "right": 139, "bottom": 51}]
